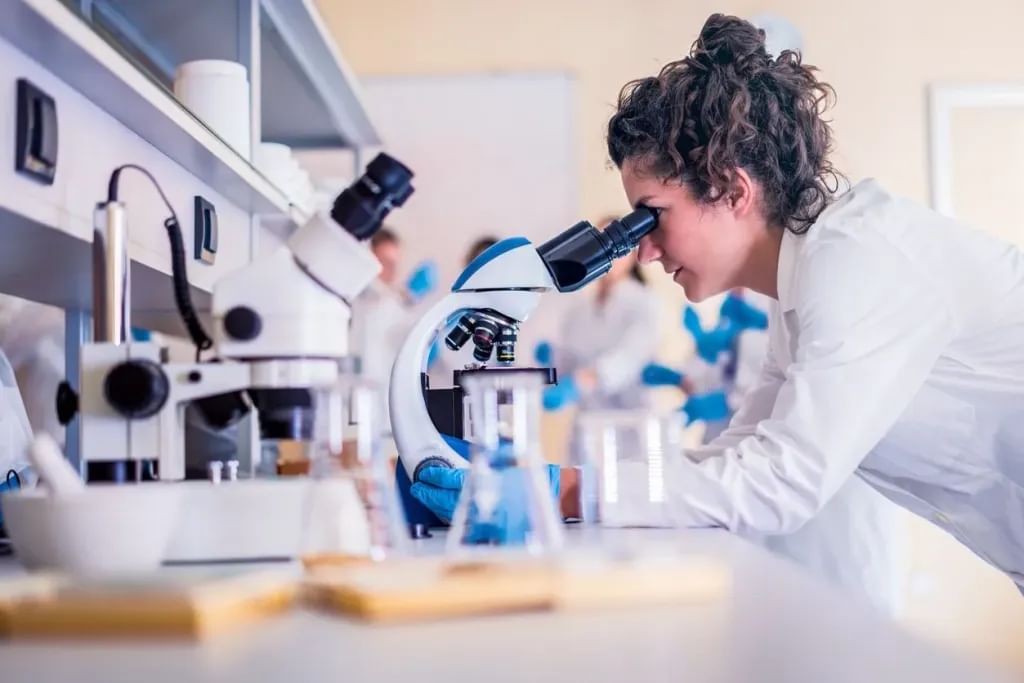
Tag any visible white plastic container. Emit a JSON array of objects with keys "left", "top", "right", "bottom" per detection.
[
  {"left": 255, "top": 142, "right": 297, "bottom": 192},
  {"left": 173, "top": 59, "right": 251, "bottom": 158},
  {"left": 2, "top": 484, "right": 182, "bottom": 574}
]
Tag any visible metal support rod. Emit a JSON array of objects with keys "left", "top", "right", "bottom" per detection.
[
  {"left": 91, "top": 202, "right": 130, "bottom": 344},
  {"left": 238, "top": 0, "right": 261, "bottom": 160}
]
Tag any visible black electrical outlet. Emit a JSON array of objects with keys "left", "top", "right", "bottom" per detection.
[
  {"left": 15, "top": 78, "right": 58, "bottom": 185},
  {"left": 194, "top": 195, "right": 218, "bottom": 265}
]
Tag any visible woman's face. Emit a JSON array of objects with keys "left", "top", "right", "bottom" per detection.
[{"left": 621, "top": 158, "right": 757, "bottom": 302}]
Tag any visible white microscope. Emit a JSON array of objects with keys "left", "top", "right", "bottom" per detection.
[
  {"left": 58, "top": 154, "right": 414, "bottom": 560},
  {"left": 388, "top": 208, "right": 658, "bottom": 528}
]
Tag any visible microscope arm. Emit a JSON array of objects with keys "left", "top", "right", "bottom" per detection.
[{"left": 390, "top": 289, "right": 542, "bottom": 480}]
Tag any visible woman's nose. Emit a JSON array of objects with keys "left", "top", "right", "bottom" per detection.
[{"left": 637, "top": 235, "right": 662, "bottom": 264}]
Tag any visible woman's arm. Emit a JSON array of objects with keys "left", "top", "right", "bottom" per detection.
[{"left": 662, "top": 235, "right": 957, "bottom": 534}]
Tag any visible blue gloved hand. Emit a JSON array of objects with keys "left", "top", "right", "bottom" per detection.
[
  {"left": 409, "top": 463, "right": 561, "bottom": 544},
  {"left": 683, "top": 305, "right": 737, "bottom": 364},
  {"left": 720, "top": 292, "right": 768, "bottom": 331},
  {"left": 697, "top": 325, "right": 738, "bottom": 364},
  {"left": 682, "top": 390, "right": 731, "bottom": 424},
  {"left": 542, "top": 375, "right": 579, "bottom": 411},
  {"left": 534, "top": 341, "right": 553, "bottom": 366},
  {"left": 406, "top": 260, "right": 438, "bottom": 301},
  {"left": 641, "top": 363, "right": 685, "bottom": 387}
]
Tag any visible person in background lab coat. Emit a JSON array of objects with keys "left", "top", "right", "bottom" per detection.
[
  {"left": 540, "top": 222, "right": 660, "bottom": 416},
  {"left": 601, "top": 13, "right": 1024, "bottom": 593},
  {"left": 0, "top": 294, "right": 64, "bottom": 444},
  {"left": 350, "top": 228, "right": 436, "bottom": 431}
]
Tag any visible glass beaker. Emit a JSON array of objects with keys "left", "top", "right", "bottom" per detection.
[
  {"left": 302, "top": 375, "right": 408, "bottom": 563},
  {"left": 576, "top": 410, "right": 683, "bottom": 527},
  {"left": 446, "top": 369, "right": 563, "bottom": 556}
]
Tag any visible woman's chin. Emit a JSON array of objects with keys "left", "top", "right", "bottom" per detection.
[{"left": 674, "top": 270, "right": 706, "bottom": 301}]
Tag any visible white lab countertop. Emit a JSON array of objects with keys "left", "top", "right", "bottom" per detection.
[{"left": 0, "top": 527, "right": 1008, "bottom": 683}]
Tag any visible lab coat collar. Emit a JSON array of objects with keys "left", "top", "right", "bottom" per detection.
[
  {"left": 774, "top": 185, "right": 863, "bottom": 312},
  {"left": 776, "top": 229, "right": 800, "bottom": 313}
]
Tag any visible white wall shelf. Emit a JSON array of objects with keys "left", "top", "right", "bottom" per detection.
[
  {"left": 69, "top": 0, "right": 380, "bottom": 150},
  {"left": 1, "top": 0, "right": 291, "bottom": 217}
]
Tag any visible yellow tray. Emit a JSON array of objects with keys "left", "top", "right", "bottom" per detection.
[
  {"left": 304, "top": 552, "right": 729, "bottom": 623},
  {"left": 0, "top": 569, "right": 296, "bottom": 639}
]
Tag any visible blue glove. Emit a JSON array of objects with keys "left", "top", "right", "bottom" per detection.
[
  {"left": 682, "top": 305, "right": 703, "bottom": 334},
  {"left": 409, "top": 463, "right": 561, "bottom": 544},
  {"left": 542, "top": 375, "right": 579, "bottom": 411},
  {"left": 682, "top": 390, "right": 731, "bottom": 424},
  {"left": 641, "top": 363, "right": 684, "bottom": 387},
  {"left": 534, "top": 341, "right": 553, "bottom": 366},
  {"left": 720, "top": 293, "right": 768, "bottom": 331},
  {"left": 683, "top": 305, "right": 737, "bottom": 364},
  {"left": 406, "top": 260, "right": 438, "bottom": 301},
  {"left": 130, "top": 327, "right": 152, "bottom": 342},
  {"left": 696, "top": 325, "right": 738, "bottom": 364}
]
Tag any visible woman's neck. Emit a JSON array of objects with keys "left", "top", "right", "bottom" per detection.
[{"left": 739, "top": 227, "right": 784, "bottom": 299}]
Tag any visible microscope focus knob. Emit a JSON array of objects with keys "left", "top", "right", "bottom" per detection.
[
  {"left": 103, "top": 360, "right": 170, "bottom": 419},
  {"left": 224, "top": 306, "right": 262, "bottom": 341}
]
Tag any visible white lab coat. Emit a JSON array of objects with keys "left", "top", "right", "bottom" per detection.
[
  {"left": 656, "top": 179, "right": 1024, "bottom": 592},
  {"left": 0, "top": 348, "right": 33, "bottom": 477},
  {"left": 556, "top": 278, "right": 660, "bottom": 412},
  {"left": 732, "top": 324, "right": 908, "bottom": 614},
  {"left": 0, "top": 295, "right": 63, "bottom": 444},
  {"left": 349, "top": 280, "right": 417, "bottom": 431}
]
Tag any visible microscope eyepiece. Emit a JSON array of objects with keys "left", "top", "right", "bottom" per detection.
[
  {"left": 536, "top": 206, "right": 659, "bottom": 292},
  {"left": 330, "top": 153, "right": 414, "bottom": 240}
]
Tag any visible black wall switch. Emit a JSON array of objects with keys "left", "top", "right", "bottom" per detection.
[
  {"left": 15, "top": 78, "right": 58, "bottom": 185},
  {"left": 194, "top": 195, "right": 218, "bottom": 265}
]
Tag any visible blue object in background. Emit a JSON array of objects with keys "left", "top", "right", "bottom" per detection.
[
  {"left": 534, "top": 341, "right": 552, "bottom": 366},
  {"left": 406, "top": 260, "right": 438, "bottom": 301},
  {"left": 720, "top": 292, "right": 768, "bottom": 331},
  {"left": 130, "top": 327, "right": 152, "bottom": 342},
  {"left": 641, "top": 363, "right": 685, "bottom": 387},
  {"left": 682, "top": 390, "right": 731, "bottom": 424},
  {"left": 683, "top": 305, "right": 739, "bottom": 364},
  {"left": 542, "top": 374, "right": 579, "bottom": 411}
]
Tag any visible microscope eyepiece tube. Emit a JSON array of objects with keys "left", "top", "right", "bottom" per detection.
[{"left": 536, "top": 206, "right": 659, "bottom": 293}]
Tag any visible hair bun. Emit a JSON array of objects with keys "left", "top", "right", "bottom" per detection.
[{"left": 692, "top": 14, "right": 770, "bottom": 75}]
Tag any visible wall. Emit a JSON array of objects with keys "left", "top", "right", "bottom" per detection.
[{"left": 317, "top": 0, "right": 1024, "bottom": 675}]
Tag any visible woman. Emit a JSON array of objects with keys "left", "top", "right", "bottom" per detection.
[{"left": 607, "top": 14, "right": 1023, "bottom": 590}]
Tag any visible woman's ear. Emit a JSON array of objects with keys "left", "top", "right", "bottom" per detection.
[{"left": 727, "top": 168, "right": 756, "bottom": 217}]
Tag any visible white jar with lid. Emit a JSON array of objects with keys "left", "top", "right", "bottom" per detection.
[{"left": 173, "top": 59, "right": 251, "bottom": 159}]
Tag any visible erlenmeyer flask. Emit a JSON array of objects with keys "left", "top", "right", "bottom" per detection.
[
  {"left": 446, "top": 369, "right": 563, "bottom": 556},
  {"left": 302, "top": 375, "right": 408, "bottom": 563}
]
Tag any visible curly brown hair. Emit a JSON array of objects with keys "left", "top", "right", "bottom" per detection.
[{"left": 607, "top": 14, "right": 842, "bottom": 234}]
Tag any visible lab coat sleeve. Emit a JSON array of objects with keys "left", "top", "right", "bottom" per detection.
[
  {"left": 663, "top": 235, "right": 957, "bottom": 534},
  {"left": 592, "top": 293, "right": 660, "bottom": 394}
]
